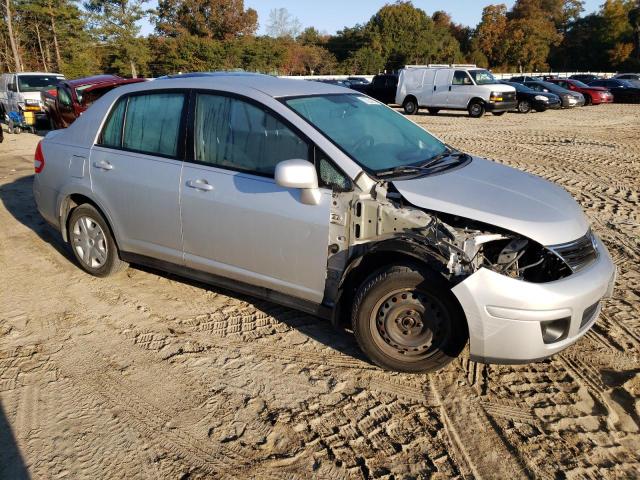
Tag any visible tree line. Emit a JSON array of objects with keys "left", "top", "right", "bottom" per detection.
[{"left": 1, "top": 0, "right": 639, "bottom": 79}]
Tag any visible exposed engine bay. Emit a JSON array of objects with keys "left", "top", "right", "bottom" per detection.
[{"left": 325, "top": 178, "right": 573, "bottom": 307}]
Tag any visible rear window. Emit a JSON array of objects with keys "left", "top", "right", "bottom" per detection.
[{"left": 98, "top": 92, "right": 186, "bottom": 158}]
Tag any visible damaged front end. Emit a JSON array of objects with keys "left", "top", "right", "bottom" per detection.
[{"left": 325, "top": 178, "right": 579, "bottom": 318}]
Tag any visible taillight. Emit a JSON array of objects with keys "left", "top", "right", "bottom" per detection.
[{"left": 34, "top": 141, "right": 45, "bottom": 173}]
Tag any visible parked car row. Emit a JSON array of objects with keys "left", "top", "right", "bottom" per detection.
[
  {"left": 343, "top": 67, "right": 639, "bottom": 118},
  {"left": 0, "top": 72, "right": 147, "bottom": 133}
]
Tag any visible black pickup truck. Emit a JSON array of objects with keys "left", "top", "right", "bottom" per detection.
[{"left": 349, "top": 74, "right": 399, "bottom": 104}]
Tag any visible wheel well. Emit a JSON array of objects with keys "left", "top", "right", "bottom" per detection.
[
  {"left": 60, "top": 194, "right": 118, "bottom": 248},
  {"left": 403, "top": 95, "right": 417, "bottom": 105},
  {"left": 467, "top": 97, "right": 485, "bottom": 108},
  {"left": 335, "top": 250, "right": 450, "bottom": 327}
]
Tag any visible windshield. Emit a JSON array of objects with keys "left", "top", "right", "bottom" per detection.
[
  {"left": 284, "top": 94, "right": 448, "bottom": 174},
  {"left": 469, "top": 69, "right": 498, "bottom": 85},
  {"left": 17, "top": 75, "right": 63, "bottom": 93}
]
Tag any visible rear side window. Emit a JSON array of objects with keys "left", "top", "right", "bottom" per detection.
[
  {"left": 100, "top": 98, "right": 126, "bottom": 148},
  {"left": 194, "top": 93, "right": 309, "bottom": 176},
  {"left": 123, "top": 93, "right": 185, "bottom": 157},
  {"left": 98, "top": 92, "right": 186, "bottom": 158}
]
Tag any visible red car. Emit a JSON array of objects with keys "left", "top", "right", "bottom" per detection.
[
  {"left": 42, "top": 75, "right": 146, "bottom": 129},
  {"left": 546, "top": 78, "right": 613, "bottom": 105}
]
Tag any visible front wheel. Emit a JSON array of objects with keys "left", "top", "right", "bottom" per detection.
[
  {"left": 517, "top": 100, "right": 531, "bottom": 113},
  {"left": 352, "top": 264, "right": 467, "bottom": 373},
  {"left": 403, "top": 98, "right": 418, "bottom": 115},
  {"left": 67, "top": 204, "right": 128, "bottom": 277},
  {"left": 468, "top": 100, "right": 485, "bottom": 118}
]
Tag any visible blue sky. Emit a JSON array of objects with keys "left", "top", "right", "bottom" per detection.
[{"left": 140, "top": 0, "right": 604, "bottom": 36}]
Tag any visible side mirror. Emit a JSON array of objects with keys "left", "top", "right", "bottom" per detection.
[
  {"left": 275, "top": 159, "right": 321, "bottom": 205},
  {"left": 7, "top": 83, "right": 16, "bottom": 92}
]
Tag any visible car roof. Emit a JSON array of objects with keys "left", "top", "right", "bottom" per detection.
[
  {"left": 124, "top": 74, "right": 350, "bottom": 98},
  {"left": 66, "top": 75, "right": 124, "bottom": 87},
  {"left": 15, "top": 72, "right": 64, "bottom": 77}
]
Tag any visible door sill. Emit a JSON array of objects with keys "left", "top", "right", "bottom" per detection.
[{"left": 120, "top": 252, "right": 332, "bottom": 320}]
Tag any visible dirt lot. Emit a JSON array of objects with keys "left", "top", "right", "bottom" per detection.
[{"left": 0, "top": 104, "right": 638, "bottom": 479}]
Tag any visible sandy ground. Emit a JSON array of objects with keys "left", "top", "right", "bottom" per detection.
[{"left": 0, "top": 105, "right": 638, "bottom": 479}]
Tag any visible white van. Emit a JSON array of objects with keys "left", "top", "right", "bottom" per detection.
[
  {"left": 0, "top": 72, "right": 64, "bottom": 121},
  {"left": 396, "top": 65, "right": 517, "bottom": 118}
]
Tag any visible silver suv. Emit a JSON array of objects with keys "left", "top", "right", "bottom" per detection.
[{"left": 33, "top": 74, "right": 616, "bottom": 373}]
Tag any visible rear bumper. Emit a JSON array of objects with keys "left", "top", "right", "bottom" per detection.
[
  {"left": 452, "top": 235, "right": 616, "bottom": 364},
  {"left": 486, "top": 101, "right": 517, "bottom": 112}
]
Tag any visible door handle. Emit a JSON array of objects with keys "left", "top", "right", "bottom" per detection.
[
  {"left": 93, "top": 160, "right": 113, "bottom": 170},
  {"left": 186, "top": 179, "right": 213, "bottom": 191}
]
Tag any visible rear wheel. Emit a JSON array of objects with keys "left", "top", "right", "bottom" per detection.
[
  {"left": 403, "top": 97, "right": 418, "bottom": 115},
  {"left": 352, "top": 264, "right": 467, "bottom": 373},
  {"left": 517, "top": 100, "right": 531, "bottom": 113},
  {"left": 427, "top": 108, "right": 439, "bottom": 116},
  {"left": 468, "top": 100, "right": 485, "bottom": 118},
  {"left": 67, "top": 204, "right": 128, "bottom": 277}
]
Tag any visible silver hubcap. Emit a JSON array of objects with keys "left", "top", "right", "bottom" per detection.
[
  {"left": 71, "top": 216, "right": 108, "bottom": 269},
  {"left": 471, "top": 104, "right": 482, "bottom": 115}
]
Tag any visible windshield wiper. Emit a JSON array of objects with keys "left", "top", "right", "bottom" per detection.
[
  {"left": 376, "top": 165, "right": 433, "bottom": 178},
  {"left": 419, "top": 150, "right": 468, "bottom": 169},
  {"left": 376, "top": 150, "right": 469, "bottom": 179}
]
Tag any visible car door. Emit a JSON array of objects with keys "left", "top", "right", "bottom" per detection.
[
  {"left": 180, "top": 92, "right": 331, "bottom": 303},
  {"left": 448, "top": 70, "right": 475, "bottom": 108},
  {"left": 432, "top": 70, "right": 452, "bottom": 107},
  {"left": 89, "top": 90, "right": 186, "bottom": 264},
  {"left": 56, "top": 84, "right": 77, "bottom": 128}
]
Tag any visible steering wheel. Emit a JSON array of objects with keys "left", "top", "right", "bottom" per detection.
[{"left": 352, "top": 135, "right": 375, "bottom": 153}]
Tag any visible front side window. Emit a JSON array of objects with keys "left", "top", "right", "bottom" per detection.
[
  {"left": 285, "top": 94, "right": 448, "bottom": 174},
  {"left": 468, "top": 69, "right": 498, "bottom": 85},
  {"left": 194, "top": 93, "right": 309, "bottom": 176},
  {"left": 57, "top": 86, "right": 72, "bottom": 107},
  {"left": 453, "top": 71, "right": 473, "bottom": 85}
]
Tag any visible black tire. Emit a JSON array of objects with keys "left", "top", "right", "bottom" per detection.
[
  {"left": 468, "top": 100, "right": 485, "bottom": 118},
  {"left": 517, "top": 100, "right": 531, "bottom": 113},
  {"left": 584, "top": 94, "right": 592, "bottom": 106},
  {"left": 492, "top": 111, "right": 506, "bottom": 116},
  {"left": 427, "top": 108, "right": 439, "bottom": 116},
  {"left": 352, "top": 264, "right": 467, "bottom": 373},
  {"left": 67, "top": 204, "right": 128, "bottom": 277},
  {"left": 403, "top": 97, "right": 418, "bottom": 115}
]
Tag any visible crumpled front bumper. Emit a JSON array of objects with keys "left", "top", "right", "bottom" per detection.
[{"left": 452, "top": 235, "right": 616, "bottom": 363}]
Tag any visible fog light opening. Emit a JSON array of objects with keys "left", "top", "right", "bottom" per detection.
[{"left": 540, "top": 317, "right": 570, "bottom": 344}]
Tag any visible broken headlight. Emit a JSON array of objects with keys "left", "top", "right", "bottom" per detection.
[{"left": 479, "top": 236, "right": 571, "bottom": 282}]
